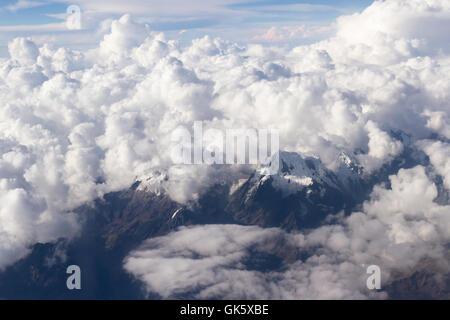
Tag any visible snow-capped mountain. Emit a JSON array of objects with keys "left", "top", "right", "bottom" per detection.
[
  {"left": 253, "top": 151, "right": 364, "bottom": 198},
  {"left": 225, "top": 151, "right": 367, "bottom": 230}
]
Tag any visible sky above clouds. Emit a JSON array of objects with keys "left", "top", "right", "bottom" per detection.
[
  {"left": 0, "top": 0, "right": 374, "bottom": 55},
  {"left": 0, "top": 0, "right": 450, "bottom": 298}
]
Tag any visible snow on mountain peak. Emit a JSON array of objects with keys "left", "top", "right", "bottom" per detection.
[
  {"left": 255, "top": 151, "right": 363, "bottom": 197},
  {"left": 136, "top": 170, "right": 167, "bottom": 194}
]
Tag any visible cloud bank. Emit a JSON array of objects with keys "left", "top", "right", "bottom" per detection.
[{"left": 0, "top": 0, "right": 449, "bottom": 281}]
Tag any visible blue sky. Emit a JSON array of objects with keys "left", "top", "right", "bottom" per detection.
[
  {"left": 0, "top": 0, "right": 375, "bottom": 55},
  {"left": 0, "top": 1, "right": 66, "bottom": 25}
]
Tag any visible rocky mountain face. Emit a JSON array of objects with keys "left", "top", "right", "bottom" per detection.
[
  {"left": 226, "top": 151, "right": 367, "bottom": 230},
  {"left": 0, "top": 148, "right": 447, "bottom": 299}
]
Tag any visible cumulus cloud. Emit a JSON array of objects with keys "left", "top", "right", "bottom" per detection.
[
  {"left": 418, "top": 140, "right": 450, "bottom": 190},
  {"left": 124, "top": 224, "right": 374, "bottom": 299},
  {"left": 0, "top": 0, "right": 450, "bottom": 272},
  {"left": 357, "top": 120, "right": 404, "bottom": 172},
  {"left": 8, "top": 38, "right": 40, "bottom": 65},
  {"left": 335, "top": 0, "right": 450, "bottom": 59}
]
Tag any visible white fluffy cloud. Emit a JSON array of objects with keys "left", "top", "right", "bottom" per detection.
[
  {"left": 124, "top": 224, "right": 374, "bottom": 300},
  {"left": 0, "top": 0, "right": 449, "bottom": 272},
  {"left": 334, "top": 0, "right": 450, "bottom": 64},
  {"left": 418, "top": 140, "right": 450, "bottom": 190}
]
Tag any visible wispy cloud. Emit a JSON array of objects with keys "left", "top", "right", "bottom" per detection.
[
  {"left": 5, "top": 0, "right": 47, "bottom": 12},
  {"left": 0, "top": 0, "right": 373, "bottom": 49},
  {"left": 0, "top": 22, "right": 65, "bottom": 32},
  {"left": 252, "top": 24, "right": 333, "bottom": 43}
]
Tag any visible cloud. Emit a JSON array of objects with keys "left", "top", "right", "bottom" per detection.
[
  {"left": 0, "top": 23, "right": 66, "bottom": 32},
  {"left": 418, "top": 140, "right": 450, "bottom": 190},
  {"left": 0, "top": 0, "right": 450, "bottom": 272},
  {"left": 5, "top": 0, "right": 46, "bottom": 12},
  {"left": 251, "top": 25, "right": 333, "bottom": 43},
  {"left": 8, "top": 38, "right": 40, "bottom": 65},
  {"left": 252, "top": 27, "right": 286, "bottom": 43},
  {"left": 356, "top": 120, "right": 404, "bottom": 172},
  {"left": 123, "top": 224, "right": 374, "bottom": 299},
  {"left": 50, "top": 0, "right": 243, "bottom": 16},
  {"left": 333, "top": 0, "right": 450, "bottom": 63}
]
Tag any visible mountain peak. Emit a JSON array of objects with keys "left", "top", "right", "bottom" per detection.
[{"left": 254, "top": 151, "right": 363, "bottom": 197}]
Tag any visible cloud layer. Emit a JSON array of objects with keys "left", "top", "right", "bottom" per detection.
[{"left": 0, "top": 0, "right": 449, "bottom": 278}]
